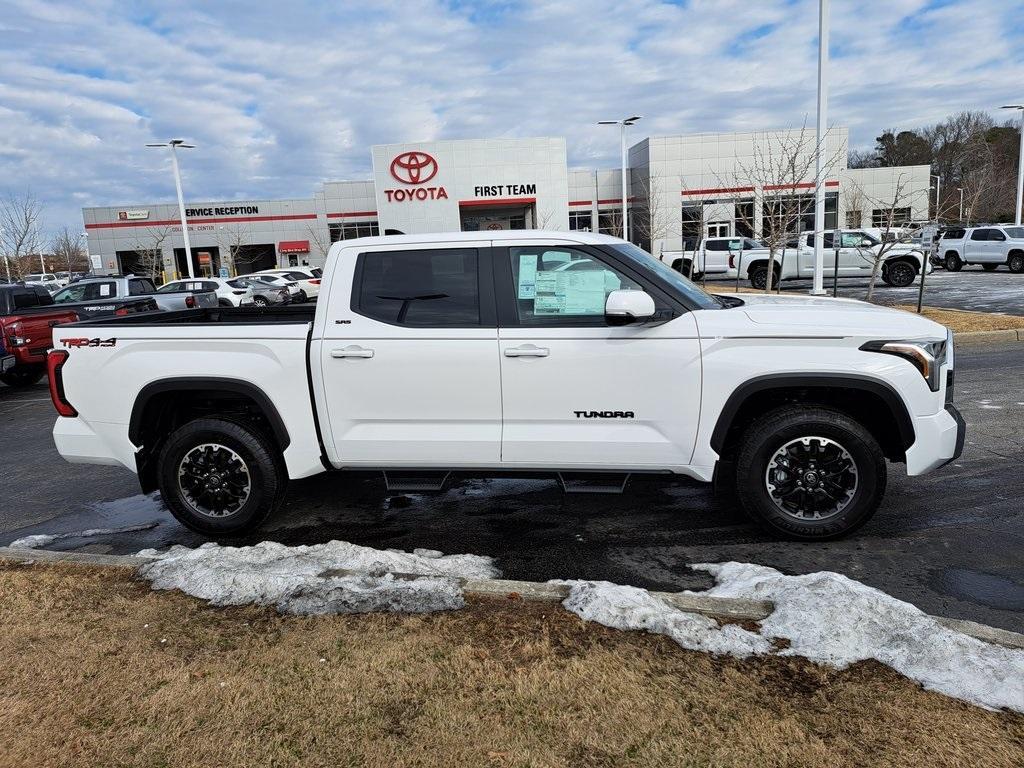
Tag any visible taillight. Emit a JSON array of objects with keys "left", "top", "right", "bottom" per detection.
[
  {"left": 47, "top": 350, "right": 77, "bottom": 417},
  {"left": 308, "top": 279, "right": 321, "bottom": 285},
  {"left": 729, "top": 254, "right": 735, "bottom": 269},
  {"left": 185, "top": 295, "right": 197, "bottom": 308},
  {"left": 8, "top": 321, "right": 27, "bottom": 346},
  {"left": 115, "top": 307, "right": 130, "bottom": 316}
]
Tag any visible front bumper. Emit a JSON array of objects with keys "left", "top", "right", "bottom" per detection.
[
  {"left": 1, "top": 354, "right": 14, "bottom": 373},
  {"left": 905, "top": 404, "right": 966, "bottom": 475}
]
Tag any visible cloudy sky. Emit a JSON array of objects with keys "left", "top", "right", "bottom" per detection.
[{"left": 2, "top": 0, "right": 1022, "bottom": 233}]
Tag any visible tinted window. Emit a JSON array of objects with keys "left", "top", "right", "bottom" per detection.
[
  {"left": 12, "top": 289, "right": 39, "bottom": 309},
  {"left": 285, "top": 271, "right": 308, "bottom": 280},
  {"left": 357, "top": 249, "right": 479, "bottom": 326},
  {"left": 311, "top": 268, "right": 323, "bottom": 278},
  {"left": 202, "top": 282, "right": 220, "bottom": 291},
  {"left": 128, "top": 278, "right": 155, "bottom": 295},
  {"left": 705, "top": 240, "right": 728, "bottom": 251},
  {"left": 970, "top": 229, "right": 989, "bottom": 241},
  {"left": 990, "top": 229, "right": 1006, "bottom": 241},
  {"left": 157, "top": 282, "right": 183, "bottom": 293},
  {"left": 942, "top": 228, "right": 966, "bottom": 240}
]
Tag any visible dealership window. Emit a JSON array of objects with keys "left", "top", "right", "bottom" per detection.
[
  {"left": 597, "top": 210, "right": 624, "bottom": 237},
  {"left": 735, "top": 200, "right": 755, "bottom": 238},
  {"left": 508, "top": 246, "right": 643, "bottom": 326},
  {"left": 846, "top": 210, "right": 862, "bottom": 229},
  {"left": 569, "top": 210, "right": 592, "bottom": 232},
  {"left": 706, "top": 221, "right": 730, "bottom": 238},
  {"left": 762, "top": 192, "right": 837, "bottom": 239},
  {"left": 871, "top": 208, "right": 912, "bottom": 227},
  {"left": 330, "top": 221, "right": 380, "bottom": 242},
  {"left": 355, "top": 248, "right": 479, "bottom": 326}
]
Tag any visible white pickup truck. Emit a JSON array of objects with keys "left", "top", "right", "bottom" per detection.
[
  {"left": 48, "top": 231, "right": 964, "bottom": 541},
  {"left": 937, "top": 225, "right": 1024, "bottom": 273}
]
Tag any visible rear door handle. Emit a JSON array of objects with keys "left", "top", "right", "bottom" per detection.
[
  {"left": 504, "top": 345, "right": 549, "bottom": 358},
  {"left": 331, "top": 345, "right": 374, "bottom": 359}
]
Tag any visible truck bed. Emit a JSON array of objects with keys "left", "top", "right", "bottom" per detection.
[{"left": 59, "top": 304, "right": 318, "bottom": 327}]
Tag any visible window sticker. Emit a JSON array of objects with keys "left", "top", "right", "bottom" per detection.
[
  {"left": 99, "top": 284, "right": 112, "bottom": 297},
  {"left": 517, "top": 253, "right": 538, "bottom": 299},
  {"left": 533, "top": 270, "right": 608, "bottom": 315}
]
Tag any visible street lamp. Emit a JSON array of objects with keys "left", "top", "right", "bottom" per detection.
[
  {"left": 810, "top": 0, "right": 830, "bottom": 296},
  {"left": 956, "top": 187, "right": 964, "bottom": 222},
  {"left": 930, "top": 173, "right": 941, "bottom": 223},
  {"left": 146, "top": 139, "right": 196, "bottom": 278},
  {"left": 1000, "top": 105, "right": 1024, "bottom": 225},
  {"left": 598, "top": 116, "right": 642, "bottom": 242}
]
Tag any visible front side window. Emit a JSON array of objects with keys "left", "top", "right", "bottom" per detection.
[
  {"left": 356, "top": 248, "right": 479, "bottom": 326},
  {"left": 970, "top": 229, "right": 990, "bottom": 241},
  {"left": 990, "top": 229, "right": 1007, "bottom": 241},
  {"left": 509, "top": 246, "right": 644, "bottom": 325}
]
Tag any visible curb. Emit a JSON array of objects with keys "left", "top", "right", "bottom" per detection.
[
  {"left": 3, "top": 546, "right": 1022, "bottom": 650},
  {"left": 955, "top": 329, "right": 1024, "bottom": 347}
]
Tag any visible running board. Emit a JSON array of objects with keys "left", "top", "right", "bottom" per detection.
[
  {"left": 557, "top": 472, "right": 631, "bottom": 494},
  {"left": 383, "top": 471, "right": 451, "bottom": 493}
]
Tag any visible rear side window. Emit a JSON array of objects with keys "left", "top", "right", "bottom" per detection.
[
  {"left": 355, "top": 249, "right": 479, "bottom": 326},
  {"left": 705, "top": 240, "right": 727, "bottom": 251},
  {"left": 942, "top": 228, "right": 966, "bottom": 240},
  {"left": 12, "top": 289, "right": 39, "bottom": 309},
  {"left": 128, "top": 278, "right": 155, "bottom": 295}
]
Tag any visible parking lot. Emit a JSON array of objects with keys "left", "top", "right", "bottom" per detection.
[
  {"left": 2, "top": 337, "right": 1022, "bottom": 634},
  {"left": 706, "top": 264, "right": 1024, "bottom": 314}
]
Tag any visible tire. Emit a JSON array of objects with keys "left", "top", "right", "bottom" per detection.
[
  {"left": 1008, "top": 253, "right": 1024, "bottom": 273},
  {"left": 218, "top": 298, "right": 233, "bottom": 308},
  {"left": 881, "top": 260, "right": 917, "bottom": 287},
  {"left": 157, "top": 418, "right": 288, "bottom": 536},
  {"left": 944, "top": 252, "right": 963, "bottom": 271},
  {"left": 252, "top": 296, "right": 269, "bottom": 307},
  {"left": 734, "top": 405, "right": 887, "bottom": 540},
  {"left": 749, "top": 265, "right": 769, "bottom": 290},
  {"left": 295, "top": 289, "right": 308, "bottom": 303},
  {"left": 0, "top": 366, "right": 46, "bottom": 388},
  {"left": 982, "top": 263, "right": 999, "bottom": 272}
]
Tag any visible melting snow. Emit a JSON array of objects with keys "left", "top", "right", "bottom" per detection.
[
  {"left": 561, "top": 562, "right": 1024, "bottom": 714},
  {"left": 136, "top": 540, "right": 499, "bottom": 615},
  {"left": 7, "top": 523, "right": 158, "bottom": 550}
]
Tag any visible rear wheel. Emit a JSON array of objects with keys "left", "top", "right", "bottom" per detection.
[
  {"left": 982, "top": 263, "right": 999, "bottom": 272},
  {"left": 734, "top": 406, "right": 886, "bottom": 540},
  {"left": 252, "top": 295, "right": 269, "bottom": 307},
  {"left": 1008, "top": 252, "right": 1024, "bottom": 273},
  {"left": 0, "top": 366, "right": 46, "bottom": 388},
  {"left": 944, "top": 252, "right": 963, "bottom": 271},
  {"left": 295, "top": 289, "right": 308, "bottom": 303},
  {"left": 157, "top": 418, "right": 287, "bottom": 536},
  {"left": 881, "top": 260, "right": 917, "bottom": 287},
  {"left": 748, "top": 264, "right": 778, "bottom": 290}
]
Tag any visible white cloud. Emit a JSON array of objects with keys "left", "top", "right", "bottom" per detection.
[{"left": 1, "top": 0, "right": 1021, "bottom": 233}]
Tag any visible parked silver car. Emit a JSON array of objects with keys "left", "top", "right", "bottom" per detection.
[{"left": 227, "top": 277, "right": 290, "bottom": 306}]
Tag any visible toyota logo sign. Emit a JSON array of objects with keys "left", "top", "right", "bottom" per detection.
[{"left": 390, "top": 151, "right": 438, "bottom": 185}]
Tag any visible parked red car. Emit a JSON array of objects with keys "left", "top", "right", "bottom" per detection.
[{"left": 0, "top": 283, "right": 80, "bottom": 387}]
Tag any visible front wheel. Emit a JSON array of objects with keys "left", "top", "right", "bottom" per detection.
[
  {"left": 157, "top": 418, "right": 287, "bottom": 536},
  {"left": 881, "top": 261, "right": 917, "bottom": 287},
  {"left": 1008, "top": 253, "right": 1024, "bottom": 273},
  {"left": 0, "top": 366, "right": 46, "bottom": 388},
  {"left": 734, "top": 405, "right": 887, "bottom": 540},
  {"left": 252, "top": 295, "right": 269, "bottom": 307}
]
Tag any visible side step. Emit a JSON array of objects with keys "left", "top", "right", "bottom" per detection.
[
  {"left": 383, "top": 471, "right": 451, "bottom": 493},
  {"left": 557, "top": 472, "right": 631, "bottom": 494}
]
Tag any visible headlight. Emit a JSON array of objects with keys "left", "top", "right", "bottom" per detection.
[{"left": 861, "top": 333, "right": 950, "bottom": 392}]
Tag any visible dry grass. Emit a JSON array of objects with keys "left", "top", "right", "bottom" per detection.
[
  {"left": 706, "top": 286, "right": 1024, "bottom": 333},
  {"left": 1, "top": 562, "right": 1021, "bottom": 768}
]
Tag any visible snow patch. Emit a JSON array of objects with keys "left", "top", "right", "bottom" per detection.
[
  {"left": 561, "top": 563, "right": 1024, "bottom": 714},
  {"left": 7, "top": 534, "right": 55, "bottom": 549},
  {"left": 137, "top": 540, "right": 499, "bottom": 615},
  {"left": 7, "top": 523, "right": 158, "bottom": 550}
]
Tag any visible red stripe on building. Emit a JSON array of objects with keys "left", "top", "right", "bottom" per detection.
[
  {"left": 569, "top": 197, "right": 637, "bottom": 206},
  {"left": 568, "top": 200, "right": 592, "bottom": 206},
  {"left": 85, "top": 213, "right": 318, "bottom": 230},
  {"left": 681, "top": 181, "right": 839, "bottom": 196},
  {"left": 681, "top": 185, "right": 755, "bottom": 196},
  {"left": 327, "top": 211, "right": 377, "bottom": 218},
  {"left": 458, "top": 197, "right": 537, "bottom": 207}
]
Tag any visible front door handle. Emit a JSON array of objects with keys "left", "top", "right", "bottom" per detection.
[
  {"left": 504, "top": 344, "right": 549, "bottom": 358},
  {"left": 331, "top": 345, "right": 374, "bottom": 359}
]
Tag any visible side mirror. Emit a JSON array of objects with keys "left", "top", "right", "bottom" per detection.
[{"left": 605, "top": 289, "right": 656, "bottom": 326}]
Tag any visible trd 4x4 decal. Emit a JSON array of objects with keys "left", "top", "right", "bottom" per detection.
[{"left": 61, "top": 337, "right": 116, "bottom": 348}]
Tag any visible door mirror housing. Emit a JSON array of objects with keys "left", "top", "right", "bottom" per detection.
[{"left": 605, "top": 289, "right": 656, "bottom": 325}]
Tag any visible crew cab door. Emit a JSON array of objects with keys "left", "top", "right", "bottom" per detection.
[
  {"left": 316, "top": 241, "right": 502, "bottom": 466},
  {"left": 495, "top": 241, "right": 701, "bottom": 468},
  {"left": 965, "top": 228, "right": 994, "bottom": 262}
]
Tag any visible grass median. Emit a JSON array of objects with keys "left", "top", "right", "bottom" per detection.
[{"left": 1, "top": 562, "right": 1021, "bottom": 768}]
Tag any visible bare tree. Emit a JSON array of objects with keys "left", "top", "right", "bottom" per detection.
[
  {"left": 50, "top": 227, "right": 88, "bottom": 274},
  {"left": 307, "top": 223, "right": 331, "bottom": 266},
  {"left": 848, "top": 174, "right": 927, "bottom": 300},
  {"left": 215, "top": 223, "right": 254, "bottom": 275},
  {"left": 719, "top": 126, "right": 844, "bottom": 291},
  {"left": 132, "top": 225, "right": 174, "bottom": 283},
  {"left": 632, "top": 172, "right": 676, "bottom": 256},
  {"left": 0, "top": 190, "right": 43, "bottom": 280}
]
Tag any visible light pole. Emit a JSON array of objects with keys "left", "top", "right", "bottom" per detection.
[
  {"left": 598, "top": 116, "right": 642, "bottom": 242},
  {"left": 146, "top": 139, "right": 196, "bottom": 278},
  {"left": 956, "top": 187, "right": 964, "bottom": 222},
  {"left": 929, "top": 173, "right": 942, "bottom": 223},
  {"left": 77, "top": 231, "right": 88, "bottom": 274},
  {"left": 809, "top": 0, "right": 831, "bottom": 295},
  {"left": 0, "top": 226, "right": 9, "bottom": 281},
  {"left": 1000, "top": 105, "right": 1024, "bottom": 225},
  {"left": 34, "top": 225, "right": 45, "bottom": 274}
]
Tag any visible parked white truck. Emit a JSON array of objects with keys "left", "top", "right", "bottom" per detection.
[
  {"left": 937, "top": 225, "right": 1024, "bottom": 273},
  {"left": 48, "top": 231, "right": 964, "bottom": 540}
]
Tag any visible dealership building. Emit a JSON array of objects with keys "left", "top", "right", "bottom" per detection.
[{"left": 82, "top": 130, "right": 930, "bottom": 279}]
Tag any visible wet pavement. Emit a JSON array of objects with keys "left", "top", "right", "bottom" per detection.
[
  {"left": 705, "top": 264, "right": 1024, "bottom": 314},
  {"left": 2, "top": 340, "right": 1023, "bottom": 633}
]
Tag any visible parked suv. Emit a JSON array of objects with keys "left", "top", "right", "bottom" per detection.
[
  {"left": 253, "top": 267, "right": 322, "bottom": 301},
  {"left": 158, "top": 277, "right": 254, "bottom": 307},
  {"left": 939, "top": 225, "right": 1024, "bottom": 273}
]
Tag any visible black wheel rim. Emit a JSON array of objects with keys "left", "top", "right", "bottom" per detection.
[
  {"left": 177, "top": 443, "right": 251, "bottom": 518},
  {"left": 752, "top": 271, "right": 766, "bottom": 289},
  {"left": 765, "top": 436, "right": 858, "bottom": 521},
  {"left": 1011, "top": 256, "right": 1024, "bottom": 271},
  {"left": 891, "top": 263, "right": 914, "bottom": 285}
]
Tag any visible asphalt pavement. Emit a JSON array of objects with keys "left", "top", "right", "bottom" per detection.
[{"left": 2, "top": 340, "right": 1023, "bottom": 633}]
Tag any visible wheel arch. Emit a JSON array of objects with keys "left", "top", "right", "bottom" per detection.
[{"left": 710, "top": 373, "right": 915, "bottom": 463}]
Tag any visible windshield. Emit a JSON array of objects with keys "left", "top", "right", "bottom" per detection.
[
  {"left": 1005, "top": 227, "right": 1024, "bottom": 239},
  {"left": 609, "top": 243, "right": 721, "bottom": 310}
]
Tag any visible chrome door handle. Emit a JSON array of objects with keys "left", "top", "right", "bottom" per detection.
[
  {"left": 504, "top": 345, "right": 549, "bottom": 358},
  {"left": 331, "top": 346, "right": 374, "bottom": 359}
]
